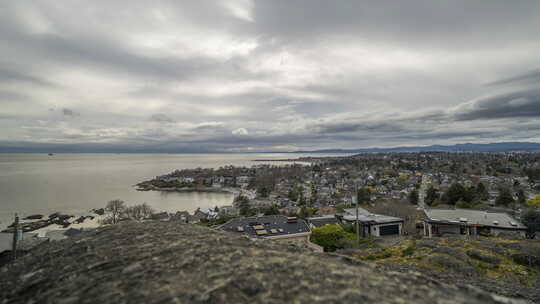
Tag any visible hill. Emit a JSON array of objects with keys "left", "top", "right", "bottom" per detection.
[
  {"left": 0, "top": 222, "right": 528, "bottom": 304},
  {"left": 291, "top": 142, "right": 540, "bottom": 153}
]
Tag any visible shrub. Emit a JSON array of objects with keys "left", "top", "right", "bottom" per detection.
[
  {"left": 310, "top": 224, "right": 357, "bottom": 252},
  {"left": 402, "top": 246, "right": 415, "bottom": 257}
]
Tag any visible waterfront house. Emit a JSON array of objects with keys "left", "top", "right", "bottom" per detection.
[{"left": 422, "top": 208, "right": 527, "bottom": 238}]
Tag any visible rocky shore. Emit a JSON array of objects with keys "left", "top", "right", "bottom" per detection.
[
  {"left": 1, "top": 209, "right": 105, "bottom": 234},
  {"left": 0, "top": 221, "right": 528, "bottom": 304},
  {"left": 135, "top": 182, "right": 239, "bottom": 195}
]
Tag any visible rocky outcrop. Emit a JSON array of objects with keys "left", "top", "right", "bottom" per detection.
[{"left": 0, "top": 222, "right": 528, "bottom": 304}]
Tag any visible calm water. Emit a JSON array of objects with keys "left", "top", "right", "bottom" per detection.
[{"left": 0, "top": 153, "right": 341, "bottom": 228}]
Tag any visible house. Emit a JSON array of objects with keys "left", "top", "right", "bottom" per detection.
[
  {"left": 218, "top": 205, "right": 238, "bottom": 217},
  {"left": 423, "top": 208, "right": 527, "bottom": 238},
  {"left": 306, "top": 215, "right": 339, "bottom": 228},
  {"left": 170, "top": 211, "right": 191, "bottom": 223},
  {"left": 337, "top": 208, "right": 404, "bottom": 237},
  {"left": 220, "top": 215, "right": 319, "bottom": 250}
]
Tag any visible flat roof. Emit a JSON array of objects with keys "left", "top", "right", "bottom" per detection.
[
  {"left": 424, "top": 208, "right": 526, "bottom": 229},
  {"left": 220, "top": 215, "right": 310, "bottom": 238},
  {"left": 341, "top": 208, "right": 403, "bottom": 224},
  {"left": 306, "top": 216, "right": 339, "bottom": 227}
]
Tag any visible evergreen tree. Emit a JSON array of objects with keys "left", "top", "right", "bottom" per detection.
[
  {"left": 408, "top": 189, "right": 419, "bottom": 205},
  {"left": 476, "top": 182, "right": 489, "bottom": 201},
  {"left": 357, "top": 187, "right": 371, "bottom": 204},
  {"left": 444, "top": 183, "right": 466, "bottom": 205},
  {"left": 425, "top": 186, "right": 439, "bottom": 206},
  {"left": 522, "top": 209, "right": 540, "bottom": 239},
  {"left": 495, "top": 187, "right": 514, "bottom": 206}
]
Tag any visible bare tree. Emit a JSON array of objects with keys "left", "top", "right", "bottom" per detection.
[
  {"left": 124, "top": 203, "right": 155, "bottom": 221},
  {"left": 105, "top": 199, "right": 125, "bottom": 224}
]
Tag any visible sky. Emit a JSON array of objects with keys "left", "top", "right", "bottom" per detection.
[{"left": 1, "top": 1, "right": 540, "bottom": 153}]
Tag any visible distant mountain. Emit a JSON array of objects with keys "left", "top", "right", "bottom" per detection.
[{"left": 290, "top": 142, "right": 540, "bottom": 153}]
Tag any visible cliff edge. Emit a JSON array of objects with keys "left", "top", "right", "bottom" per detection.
[{"left": 0, "top": 222, "right": 527, "bottom": 303}]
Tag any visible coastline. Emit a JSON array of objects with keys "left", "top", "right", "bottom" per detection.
[{"left": 135, "top": 185, "right": 240, "bottom": 196}]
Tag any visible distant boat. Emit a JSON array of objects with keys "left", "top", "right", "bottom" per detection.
[{"left": 48, "top": 153, "right": 54, "bottom": 156}]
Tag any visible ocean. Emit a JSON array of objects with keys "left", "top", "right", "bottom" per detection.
[{"left": 0, "top": 153, "right": 339, "bottom": 229}]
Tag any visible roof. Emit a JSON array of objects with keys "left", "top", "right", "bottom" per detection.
[
  {"left": 220, "top": 215, "right": 310, "bottom": 238},
  {"left": 424, "top": 208, "right": 526, "bottom": 229},
  {"left": 307, "top": 215, "right": 339, "bottom": 227},
  {"left": 341, "top": 208, "right": 404, "bottom": 224}
]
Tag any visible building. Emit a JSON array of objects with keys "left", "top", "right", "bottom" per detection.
[
  {"left": 306, "top": 215, "right": 339, "bottom": 228},
  {"left": 337, "top": 208, "right": 404, "bottom": 237},
  {"left": 220, "top": 215, "right": 320, "bottom": 250},
  {"left": 423, "top": 208, "right": 527, "bottom": 238}
]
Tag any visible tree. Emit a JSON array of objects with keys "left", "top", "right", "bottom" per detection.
[
  {"left": 123, "top": 203, "right": 155, "bottom": 221},
  {"left": 425, "top": 186, "right": 439, "bottom": 206},
  {"left": 476, "top": 183, "right": 489, "bottom": 201},
  {"left": 357, "top": 187, "right": 371, "bottom": 204},
  {"left": 263, "top": 204, "right": 280, "bottom": 216},
  {"left": 495, "top": 187, "right": 514, "bottom": 207},
  {"left": 522, "top": 209, "right": 540, "bottom": 239},
  {"left": 105, "top": 199, "right": 125, "bottom": 224},
  {"left": 463, "top": 186, "right": 477, "bottom": 203},
  {"left": 310, "top": 224, "right": 356, "bottom": 252},
  {"left": 287, "top": 188, "right": 298, "bottom": 202},
  {"left": 257, "top": 186, "right": 269, "bottom": 198},
  {"left": 298, "top": 206, "right": 317, "bottom": 219},
  {"left": 444, "top": 183, "right": 466, "bottom": 205},
  {"left": 235, "top": 195, "right": 252, "bottom": 216},
  {"left": 408, "top": 189, "right": 419, "bottom": 205}
]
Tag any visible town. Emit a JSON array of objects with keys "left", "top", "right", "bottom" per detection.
[{"left": 136, "top": 152, "right": 540, "bottom": 239}]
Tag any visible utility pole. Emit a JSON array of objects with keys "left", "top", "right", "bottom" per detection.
[
  {"left": 11, "top": 213, "right": 19, "bottom": 262},
  {"left": 355, "top": 181, "right": 360, "bottom": 246}
]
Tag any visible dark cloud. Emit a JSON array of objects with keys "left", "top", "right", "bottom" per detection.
[
  {"left": 149, "top": 113, "right": 174, "bottom": 123},
  {"left": 62, "top": 108, "right": 79, "bottom": 116},
  {"left": 453, "top": 89, "right": 540, "bottom": 120},
  {"left": 487, "top": 68, "right": 540, "bottom": 86}
]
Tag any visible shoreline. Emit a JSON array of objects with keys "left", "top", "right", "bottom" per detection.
[{"left": 135, "top": 185, "right": 240, "bottom": 196}]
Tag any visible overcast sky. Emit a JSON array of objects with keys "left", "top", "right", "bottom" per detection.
[{"left": 1, "top": 1, "right": 540, "bottom": 152}]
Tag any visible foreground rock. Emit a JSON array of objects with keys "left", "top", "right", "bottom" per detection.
[
  {"left": 0, "top": 222, "right": 527, "bottom": 304},
  {"left": 352, "top": 237, "right": 540, "bottom": 303}
]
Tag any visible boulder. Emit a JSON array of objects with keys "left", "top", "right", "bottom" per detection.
[
  {"left": 23, "top": 215, "right": 43, "bottom": 220},
  {"left": 433, "top": 246, "right": 468, "bottom": 261},
  {"left": 467, "top": 250, "right": 501, "bottom": 264},
  {"left": 417, "top": 239, "right": 438, "bottom": 249},
  {"left": 426, "top": 254, "right": 476, "bottom": 276},
  {"left": 511, "top": 253, "right": 540, "bottom": 267}
]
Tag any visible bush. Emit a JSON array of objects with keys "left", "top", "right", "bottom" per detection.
[
  {"left": 310, "top": 224, "right": 357, "bottom": 252},
  {"left": 402, "top": 246, "right": 415, "bottom": 257}
]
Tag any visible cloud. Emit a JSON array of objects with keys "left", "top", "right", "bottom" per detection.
[
  {"left": 232, "top": 128, "right": 249, "bottom": 136},
  {"left": 452, "top": 89, "right": 540, "bottom": 120},
  {"left": 487, "top": 68, "right": 540, "bottom": 86},
  {"left": 62, "top": 108, "right": 79, "bottom": 116},
  {"left": 149, "top": 113, "right": 174, "bottom": 123},
  {"left": 1, "top": 1, "right": 540, "bottom": 152}
]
